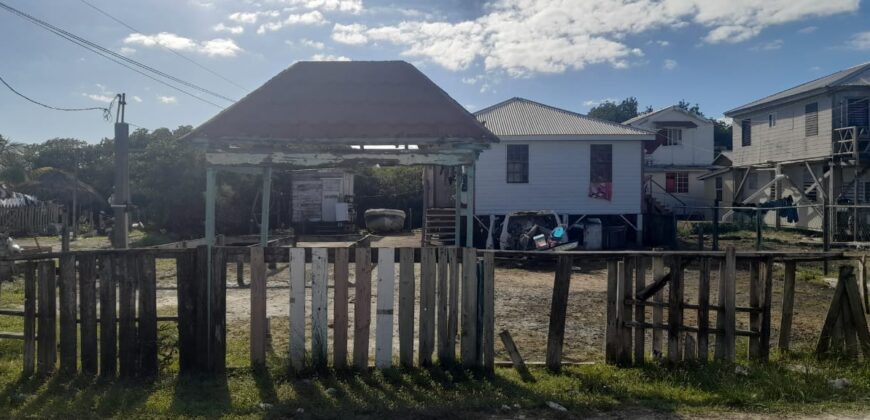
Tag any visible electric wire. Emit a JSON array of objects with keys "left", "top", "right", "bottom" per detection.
[
  {"left": 0, "top": 73, "right": 112, "bottom": 118},
  {"left": 0, "top": 1, "right": 233, "bottom": 107},
  {"left": 77, "top": 0, "right": 247, "bottom": 92}
]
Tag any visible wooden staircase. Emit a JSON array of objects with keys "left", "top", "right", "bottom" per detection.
[{"left": 423, "top": 208, "right": 457, "bottom": 246}]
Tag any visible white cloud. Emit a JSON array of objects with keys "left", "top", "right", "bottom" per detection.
[
  {"left": 662, "top": 58, "right": 678, "bottom": 70},
  {"left": 256, "top": 11, "right": 326, "bottom": 34},
  {"left": 276, "top": 0, "right": 363, "bottom": 14},
  {"left": 228, "top": 12, "right": 259, "bottom": 24},
  {"left": 846, "top": 32, "right": 870, "bottom": 50},
  {"left": 798, "top": 26, "right": 817, "bottom": 34},
  {"left": 299, "top": 38, "right": 325, "bottom": 49},
  {"left": 213, "top": 23, "right": 244, "bottom": 34},
  {"left": 750, "top": 39, "right": 784, "bottom": 51},
  {"left": 119, "top": 47, "right": 136, "bottom": 56},
  {"left": 158, "top": 95, "right": 178, "bottom": 104},
  {"left": 83, "top": 93, "right": 115, "bottom": 103},
  {"left": 124, "top": 32, "right": 242, "bottom": 57},
  {"left": 132, "top": 95, "right": 143, "bottom": 103},
  {"left": 310, "top": 53, "right": 351, "bottom": 61},
  {"left": 461, "top": 76, "right": 480, "bottom": 85},
  {"left": 582, "top": 98, "right": 617, "bottom": 108},
  {"left": 330, "top": 0, "right": 859, "bottom": 76}
]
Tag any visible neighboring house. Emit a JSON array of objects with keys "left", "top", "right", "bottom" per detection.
[
  {"left": 472, "top": 97, "right": 655, "bottom": 248},
  {"left": 624, "top": 106, "right": 716, "bottom": 219},
  {"left": 717, "top": 62, "right": 870, "bottom": 242}
]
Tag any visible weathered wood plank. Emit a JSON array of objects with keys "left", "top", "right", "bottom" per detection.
[
  {"left": 333, "top": 247, "right": 350, "bottom": 369},
  {"left": 499, "top": 329, "right": 533, "bottom": 382},
  {"left": 605, "top": 259, "right": 619, "bottom": 364},
  {"left": 118, "top": 255, "right": 137, "bottom": 378},
  {"left": 748, "top": 261, "right": 762, "bottom": 360},
  {"left": 546, "top": 255, "right": 573, "bottom": 372},
  {"left": 436, "top": 247, "right": 450, "bottom": 364},
  {"left": 138, "top": 255, "right": 158, "bottom": 377},
  {"left": 841, "top": 265, "right": 870, "bottom": 356},
  {"left": 482, "top": 251, "right": 495, "bottom": 375},
  {"left": 194, "top": 246, "right": 210, "bottom": 373},
  {"left": 23, "top": 262, "right": 36, "bottom": 376},
  {"left": 100, "top": 256, "right": 117, "bottom": 377},
  {"left": 353, "top": 247, "right": 372, "bottom": 370},
  {"left": 250, "top": 247, "right": 266, "bottom": 368},
  {"left": 312, "top": 248, "right": 328, "bottom": 369},
  {"left": 759, "top": 257, "right": 773, "bottom": 362},
  {"left": 58, "top": 254, "right": 77, "bottom": 375},
  {"left": 651, "top": 256, "right": 664, "bottom": 359},
  {"left": 447, "top": 247, "right": 459, "bottom": 363},
  {"left": 79, "top": 254, "right": 98, "bottom": 375},
  {"left": 419, "top": 247, "right": 436, "bottom": 366},
  {"left": 634, "top": 258, "right": 646, "bottom": 364},
  {"left": 723, "top": 247, "right": 737, "bottom": 361},
  {"left": 289, "top": 248, "right": 306, "bottom": 371},
  {"left": 175, "top": 252, "right": 196, "bottom": 375},
  {"left": 816, "top": 276, "right": 845, "bottom": 355},
  {"left": 210, "top": 247, "right": 228, "bottom": 373},
  {"left": 375, "top": 248, "right": 395, "bottom": 369},
  {"left": 697, "top": 258, "right": 710, "bottom": 363},
  {"left": 779, "top": 261, "right": 797, "bottom": 352},
  {"left": 667, "top": 257, "right": 683, "bottom": 364},
  {"left": 398, "top": 248, "right": 415, "bottom": 368},
  {"left": 460, "top": 248, "right": 478, "bottom": 368},
  {"left": 619, "top": 258, "right": 634, "bottom": 366}
]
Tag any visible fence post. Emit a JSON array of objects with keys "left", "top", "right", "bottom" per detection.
[
  {"left": 719, "top": 247, "right": 737, "bottom": 361},
  {"left": 209, "top": 247, "right": 227, "bottom": 373},
  {"left": 118, "top": 255, "right": 137, "bottom": 378},
  {"left": 651, "top": 254, "right": 664, "bottom": 358},
  {"left": 79, "top": 254, "right": 98, "bottom": 375},
  {"left": 760, "top": 257, "right": 774, "bottom": 362},
  {"left": 334, "top": 247, "right": 350, "bottom": 369},
  {"left": 311, "top": 248, "right": 328, "bottom": 370},
  {"left": 138, "top": 255, "right": 158, "bottom": 377},
  {"left": 22, "top": 262, "right": 36, "bottom": 376},
  {"left": 58, "top": 254, "right": 77, "bottom": 375},
  {"left": 697, "top": 258, "right": 710, "bottom": 363},
  {"left": 779, "top": 261, "right": 797, "bottom": 352},
  {"left": 436, "top": 247, "right": 450, "bottom": 364},
  {"left": 482, "top": 251, "right": 495, "bottom": 376},
  {"left": 634, "top": 257, "right": 646, "bottom": 364},
  {"left": 37, "top": 260, "right": 57, "bottom": 375},
  {"left": 352, "top": 247, "right": 371, "bottom": 370},
  {"left": 398, "top": 248, "right": 415, "bottom": 368},
  {"left": 749, "top": 261, "right": 762, "bottom": 360},
  {"left": 460, "top": 248, "right": 478, "bottom": 368},
  {"left": 289, "top": 248, "right": 307, "bottom": 371},
  {"left": 249, "top": 247, "right": 266, "bottom": 369},
  {"left": 176, "top": 251, "right": 196, "bottom": 375},
  {"left": 546, "top": 254, "right": 573, "bottom": 372},
  {"left": 618, "top": 258, "right": 633, "bottom": 366},
  {"left": 419, "top": 248, "right": 436, "bottom": 366},
  {"left": 375, "top": 248, "right": 395, "bottom": 369},
  {"left": 667, "top": 256, "right": 683, "bottom": 364},
  {"left": 605, "top": 260, "right": 619, "bottom": 364}
]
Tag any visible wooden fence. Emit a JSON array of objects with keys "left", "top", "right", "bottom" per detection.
[{"left": 0, "top": 203, "right": 63, "bottom": 236}]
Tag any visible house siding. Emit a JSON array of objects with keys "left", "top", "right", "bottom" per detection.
[
  {"left": 628, "top": 108, "right": 715, "bottom": 166},
  {"left": 474, "top": 139, "right": 643, "bottom": 215},
  {"left": 731, "top": 92, "right": 833, "bottom": 166}
]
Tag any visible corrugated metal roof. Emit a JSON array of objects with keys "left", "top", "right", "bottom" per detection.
[
  {"left": 474, "top": 97, "right": 653, "bottom": 137},
  {"left": 188, "top": 61, "right": 498, "bottom": 144},
  {"left": 726, "top": 62, "right": 870, "bottom": 116},
  {"left": 622, "top": 105, "right": 715, "bottom": 125}
]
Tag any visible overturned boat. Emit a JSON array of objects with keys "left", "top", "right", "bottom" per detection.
[{"left": 364, "top": 209, "right": 406, "bottom": 234}]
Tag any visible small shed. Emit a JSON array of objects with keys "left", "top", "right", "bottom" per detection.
[
  {"left": 186, "top": 60, "right": 498, "bottom": 247},
  {"left": 290, "top": 168, "right": 355, "bottom": 230}
]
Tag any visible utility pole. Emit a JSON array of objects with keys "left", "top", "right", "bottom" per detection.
[
  {"left": 112, "top": 93, "right": 130, "bottom": 249},
  {"left": 72, "top": 145, "right": 78, "bottom": 240}
]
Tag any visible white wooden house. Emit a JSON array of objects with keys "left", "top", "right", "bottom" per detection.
[
  {"left": 472, "top": 97, "right": 654, "bottom": 248},
  {"left": 623, "top": 106, "right": 716, "bottom": 219}
]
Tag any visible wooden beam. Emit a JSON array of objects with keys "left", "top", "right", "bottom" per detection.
[{"left": 206, "top": 150, "right": 476, "bottom": 168}]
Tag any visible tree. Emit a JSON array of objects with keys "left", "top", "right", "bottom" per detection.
[
  {"left": 0, "top": 134, "right": 28, "bottom": 184},
  {"left": 714, "top": 119, "right": 733, "bottom": 152},
  {"left": 588, "top": 97, "right": 641, "bottom": 123},
  {"left": 676, "top": 99, "right": 704, "bottom": 117}
]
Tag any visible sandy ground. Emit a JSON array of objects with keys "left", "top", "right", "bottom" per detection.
[{"left": 153, "top": 256, "right": 837, "bottom": 364}]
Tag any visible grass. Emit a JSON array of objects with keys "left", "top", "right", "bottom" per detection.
[{"left": 2, "top": 272, "right": 869, "bottom": 418}]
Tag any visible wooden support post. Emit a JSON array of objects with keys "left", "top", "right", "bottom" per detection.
[
  {"left": 23, "top": 262, "right": 36, "bottom": 376},
  {"left": 499, "top": 330, "right": 533, "bottom": 382},
  {"left": 250, "top": 247, "right": 266, "bottom": 368},
  {"left": 466, "top": 164, "right": 475, "bottom": 248},
  {"left": 667, "top": 256, "right": 683, "bottom": 364},
  {"left": 651, "top": 255, "right": 664, "bottom": 359},
  {"left": 419, "top": 247, "right": 436, "bottom": 366},
  {"left": 546, "top": 255, "right": 573, "bottom": 372},
  {"left": 289, "top": 248, "right": 306, "bottom": 371},
  {"left": 697, "top": 258, "right": 710, "bottom": 363},
  {"left": 605, "top": 259, "right": 619, "bottom": 364},
  {"left": 779, "top": 261, "right": 797, "bottom": 352},
  {"left": 353, "top": 247, "right": 372, "bottom": 370},
  {"left": 460, "top": 247, "right": 478, "bottom": 368},
  {"left": 749, "top": 261, "right": 762, "bottom": 360},
  {"left": 79, "top": 255, "right": 98, "bottom": 375},
  {"left": 311, "top": 248, "right": 328, "bottom": 369},
  {"left": 138, "top": 255, "right": 158, "bottom": 377},
  {"left": 333, "top": 248, "right": 350, "bottom": 369},
  {"left": 398, "top": 248, "right": 415, "bottom": 368},
  {"left": 375, "top": 248, "right": 395, "bottom": 369},
  {"left": 482, "top": 251, "right": 495, "bottom": 375},
  {"left": 760, "top": 257, "right": 774, "bottom": 362},
  {"left": 634, "top": 258, "right": 646, "bottom": 364},
  {"left": 58, "top": 254, "right": 77, "bottom": 375}
]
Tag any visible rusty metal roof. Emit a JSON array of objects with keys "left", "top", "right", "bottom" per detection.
[
  {"left": 189, "top": 61, "right": 498, "bottom": 144},
  {"left": 474, "top": 97, "right": 653, "bottom": 138}
]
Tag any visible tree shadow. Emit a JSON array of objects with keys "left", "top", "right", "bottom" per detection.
[{"left": 169, "top": 373, "right": 232, "bottom": 417}]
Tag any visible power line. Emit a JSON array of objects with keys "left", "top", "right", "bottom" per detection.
[
  {"left": 77, "top": 0, "right": 247, "bottom": 92},
  {"left": 0, "top": 1, "right": 232, "bottom": 107},
  {"left": 0, "top": 73, "right": 112, "bottom": 118}
]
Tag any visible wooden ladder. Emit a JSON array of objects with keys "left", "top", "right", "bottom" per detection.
[{"left": 423, "top": 208, "right": 456, "bottom": 246}]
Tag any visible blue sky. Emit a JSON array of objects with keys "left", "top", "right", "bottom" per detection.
[{"left": 0, "top": 0, "right": 868, "bottom": 144}]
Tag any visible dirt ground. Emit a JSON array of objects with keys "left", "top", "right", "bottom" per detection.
[{"left": 152, "top": 254, "right": 839, "bottom": 364}]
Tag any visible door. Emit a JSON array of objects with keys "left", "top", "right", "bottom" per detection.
[{"left": 321, "top": 178, "right": 342, "bottom": 222}]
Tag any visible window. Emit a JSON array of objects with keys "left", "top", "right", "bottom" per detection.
[
  {"left": 863, "top": 181, "right": 870, "bottom": 204},
  {"left": 805, "top": 103, "right": 818, "bottom": 137},
  {"left": 666, "top": 172, "right": 689, "bottom": 194},
  {"left": 847, "top": 98, "right": 869, "bottom": 127},
  {"left": 741, "top": 119, "right": 752, "bottom": 146},
  {"left": 715, "top": 177, "right": 723, "bottom": 201},
  {"left": 506, "top": 144, "right": 529, "bottom": 183},
  {"left": 768, "top": 113, "right": 776, "bottom": 127},
  {"left": 803, "top": 168, "right": 817, "bottom": 202},
  {"left": 589, "top": 145, "right": 613, "bottom": 200},
  {"left": 656, "top": 128, "right": 683, "bottom": 146}
]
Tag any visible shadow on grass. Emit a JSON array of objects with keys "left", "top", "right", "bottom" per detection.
[{"left": 169, "top": 373, "right": 232, "bottom": 416}]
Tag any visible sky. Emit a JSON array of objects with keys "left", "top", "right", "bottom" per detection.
[{"left": 0, "top": 0, "right": 869, "bottom": 144}]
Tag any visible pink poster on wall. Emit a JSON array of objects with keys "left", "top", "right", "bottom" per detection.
[{"left": 589, "top": 181, "right": 612, "bottom": 201}]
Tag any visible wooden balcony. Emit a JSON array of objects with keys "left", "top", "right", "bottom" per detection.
[{"left": 832, "top": 126, "right": 870, "bottom": 163}]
